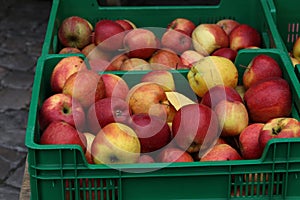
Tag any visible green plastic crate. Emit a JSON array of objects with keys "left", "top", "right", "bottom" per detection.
[
  {"left": 41, "top": 0, "right": 282, "bottom": 55},
  {"left": 26, "top": 48, "right": 300, "bottom": 200}
]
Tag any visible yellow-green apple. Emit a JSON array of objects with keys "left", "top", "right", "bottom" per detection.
[
  {"left": 161, "top": 29, "right": 192, "bottom": 54},
  {"left": 180, "top": 50, "right": 204, "bottom": 68},
  {"left": 50, "top": 56, "right": 86, "bottom": 93},
  {"left": 39, "top": 93, "right": 85, "bottom": 131},
  {"left": 83, "top": 132, "right": 95, "bottom": 164},
  {"left": 229, "top": 24, "right": 261, "bottom": 51},
  {"left": 81, "top": 43, "right": 111, "bottom": 61},
  {"left": 123, "top": 28, "right": 159, "bottom": 59},
  {"left": 59, "top": 47, "right": 81, "bottom": 54},
  {"left": 128, "top": 113, "right": 171, "bottom": 153},
  {"left": 216, "top": 19, "right": 240, "bottom": 35},
  {"left": 200, "top": 85, "right": 243, "bottom": 109},
  {"left": 235, "top": 85, "right": 246, "bottom": 99},
  {"left": 243, "top": 54, "right": 282, "bottom": 89},
  {"left": 140, "top": 70, "right": 175, "bottom": 91},
  {"left": 115, "top": 19, "right": 136, "bottom": 30},
  {"left": 40, "top": 121, "right": 87, "bottom": 152},
  {"left": 292, "top": 37, "right": 300, "bottom": 61},
  {"left": 91, "top": 122, "right": 141, "bottom": 164},
  {"left": 200, "top": 143, "right": 242, "bottom": 161},
  {"left": 87, "top": 97, "right": 131, "bottom": 134},
  {"left": 167, "top": 18, "right": 196, "bottom": 36},
  {"left": 187, "top": 56, "right": 238, "bottom": 97},
  {"left": 149, "top": 48, "right": 182, "bottom": 70},
  {"left": 211, "top": 47, "right": 237, "bottom": 62},
  {"left": 244, "top": 77, "right": 292, "bottom": 123},
  {"left": 192, "top": 24, "right": 229, "bottom": 56},
  {"left": 239, "top": 123, "right": 264, "bottom": 159},
  {"left": 94, "top": 19, "right": 125, "bottom": 51},
  {"left": 214, "top": 100, "right": 249, "bottom": 137},
  {"left": 108, "top": 54, "right": 129, "bottom": 71},
  {"left": 101, "top": 73, "right": 129, "bottom": 99},
  {"left": 156, "top": 147, "right": 194, "bottom": 163},
  {"left": 138, "top": 154, "right": 155, "bottom": 163},
  {"left": 172, "top": 104, "right": 220, "bottom": 154},
  {"left": 58, "top": 16, "right": 93, "bottom": 49},
  {"left": 119, "top": 58, "right": 151, "bottom": 71},
  {"left": 259, "top": 117, "right": 300, "bottom": 149},
  {"left": 290, "top": 56, "right": 300, "bottom": 67},
  {"left": 126, "top": 82, "right": 176, "bottom": 122},
  {"left": 62, "top": 70, "right": 105, "bottom": 108}
]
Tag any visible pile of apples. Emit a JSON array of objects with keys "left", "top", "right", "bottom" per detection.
[
  {"left": 37, "top": 15, "right": 300, "bottom": 165},
  {"left": 56, "top": 16, "right": 262, "bottom": 71}
]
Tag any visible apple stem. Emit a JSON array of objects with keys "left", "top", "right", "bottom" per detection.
[{"left": 238, "top": 64, "right": 249, "bottom": 69}]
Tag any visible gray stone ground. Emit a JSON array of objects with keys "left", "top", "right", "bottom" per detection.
[{"left": 0, "top": 0, "right": 51, "bottom": 199}]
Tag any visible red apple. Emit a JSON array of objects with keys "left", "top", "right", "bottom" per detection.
[
  {"left": 107, "top": 54, "right": 129, "bottom": 71},
  {"left": 62, "top": 70, "right": 106, "bottom": 108},
  {"left": 128, "top": 113, "right": 171, "bottom": 153},
  {"left": 39, "top": 93, "right": 85, "bottom": 131},
  {"left": 244, "top": 77, "right": 292, "bottom": 123},
  {"left": 140, "top": 70, "right": 175, "bottom": 91},
  {"left": 211, "top": 47, "right": 237, "bottom": 62},
  {"left": 172, "top": 104, "right": 220, "bottom": 154},
  {"left": 242, "top": 54, "right": 283, "bottom": 89},
  {"left": 192, "top": 24, "right": 229, "bottom": 56},
  {"left": 88, "top": 58, "right": 112, "bottom": 71},
  {"left": 161, "top": 29, "right": 192, "bottom": 54},
  {"left": 115, "top": 19, "right": 136, "bottom": 30},
  {"left": 138, "top": 154, "right": 155, "bottom": 163},
  {"left": 180, "top": 50, "right": 204, "bottom": 68},
  {"left": 157, "top": 147, "right": 194, "bottom": 163},
  {"left": 40, "top": 121, "right": 87, "bottom": 152},
  {"left": 123, "top": 28, "right": 158, "bottom": 59},
  {"left": 200, "top": 85, "right": 243, "bottom": 109},
  {"left": 81, "top": 43, "right": 111, "bottom": 61},
  {"left": 214, "top": 100, "right": 249, "bottom": 137},
  {"left": 91, "top": 122, "right": 141, "bottom": 164},
  {"left": 239, "top": 123, "right": 264, "bottom": 159},
  {"left": 167, "top": 18, "right": 196, "bottom": 36},
  {"left": 149, "top": 48, "right": 182, "bottom": 70},
  {"left": 102, "top": 73, "right": 129, "bottom": 99},
  {"left": 119, "top": 58, "right": 151, "bottom": 71},
  {"left": 50, "top": 56, "right": 86, "bottom": 93},
  {"left": 58, "top": 16, "right": 93, "bottom": 49},
  {"left": 216, "top": 19, "right": 240, "bottom": 35},
  {"left": 200, "top": 144, "right": 242, "bottom": 161},
  {"left": 94, "top": 19, "right": 125, "bottom": 51},
  {"left": 259, "top": 117, "right": 300, "bottom": 150},
  {"left": 87, "top": 97, "right": 131, "bottom": 134},
  {"left": 59, "top": 47, "right": 81, "bottom": 54},
  {"left": 229, "top": 24, "right": 261, "bottom": 51}
]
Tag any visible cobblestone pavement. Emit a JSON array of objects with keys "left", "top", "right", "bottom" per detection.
[{"left": 0, "top": 0, "right": 51, "bottom": 199}]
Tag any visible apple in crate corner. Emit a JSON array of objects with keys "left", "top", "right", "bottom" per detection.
[
  {"left": 259, "top": 117, "right": 300, "bottom": 149},
  {"left": 211, "top": 47, "right": 237, "bottom": 62},
  {"left": 39, "top": 93, "right": 86, "bottom": 131},
  {"left": 243, "top": 54, "right": 282, "bottom": 89},
  {"left": 161, "top": 29, "right": 192, "bottom": 54},
  {"left": 167, "top": 18, "right": 196, "bottom": 37},
  {"left": 59, "top": 47, "right": 81, "bottom": 54},
  {"left": 200, "top": 144, "right": 242, "bottom": 161},
  {"left": 172, "top": 104, "right": 220, "bottom": 154},
  {"left": 229, "top": 24, "right": 261, "bottom": 51},
  {"left": 83, "top": 132, "right": 95, "bottom": 164},
  {"left": 216, "top": 19, "right": 240, "bottom": 35},
  {"left": 58, "top": 16, "right": 93, "bottom": 49},
  {"left": 126, "top": 82, "right": 176, "bottom": 123},
  {"left": 101, "top": 73, "right": 129, "bottom": 100},
  {"left": 94, "top": 19, "right": 126, "bottom": 52},
  {"left": 157, "top": 147, "right": 194, "bottom": 163},
  {"left": 140, "top": 70, "right": 176, "bottom": 92},
  {"left": 200, "top": 85, "right": 243, "bottom": 109},
  {"left": 129, "top": 113, "right": 171, "bottom": 153},
  {"left": 91, "top": 123, "right": 141, "bottom": 164},
  {"left": 50, "top": 56, "right": 86, "bottom": 93},
  {"left": 87, "top": 97, "right": 131, "bottom": 134},
  {"left": 40, "top": 121, "right": 87, "bottom": 153},
  {"left": 123, "top": 28, "right": 159, "bottom": 59},
  {"left": 192, "top": 24, "right": 229, "bottom": 56},
  {"left": 292, "top": 37, "right": 300, "bottom": 61},
  {"left": 244, "top": 77, "right": 292, "bottom": 123},
  {"left": 214, "top": 99, "right": 249, "bottom": 137},
  {"left": 81, "top": 43, "right": 112, "bottom": 61},
  {"left": 149, "top": 48, "right": 183, "bottom": 70},
  {"left": 62, "top": 70, "right": 106, "bottom": 108},
  {"left": 239, "top": 123, "right": 264, "bottom": 159}
]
